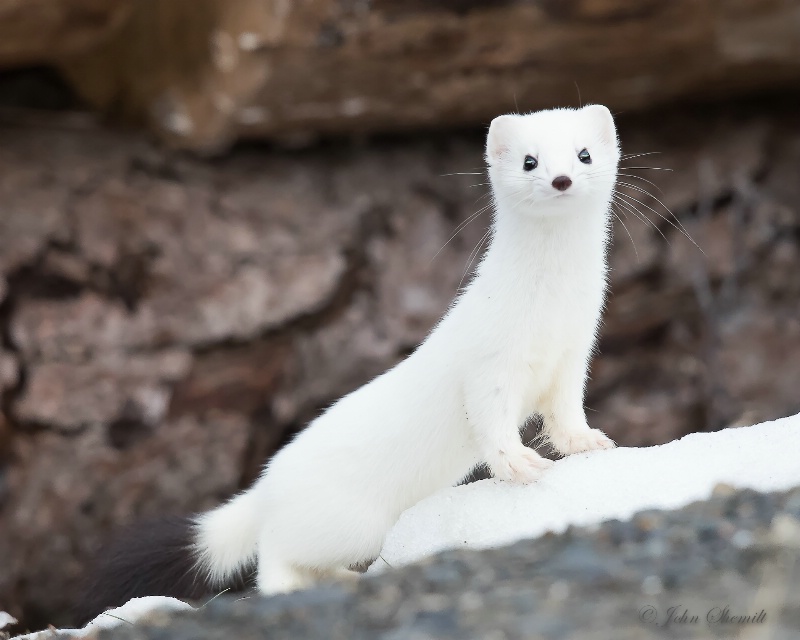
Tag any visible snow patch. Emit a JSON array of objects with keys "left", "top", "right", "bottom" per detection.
[
  {"left": 1, "top": 612, "right": 19, "bottom": 630},
  {"left": 12, "top": 597, "right": 193, "bottom": 640},
  {"left": 371, "top": 413, "right": 800, "bottom": 572}
]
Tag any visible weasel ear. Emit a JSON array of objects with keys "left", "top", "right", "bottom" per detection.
[
  {"left": 486, "top": 114, "right": 518, "bottom": 165},
  {"left": 583, "top": 104, "right": 617, "bottom": 145}
]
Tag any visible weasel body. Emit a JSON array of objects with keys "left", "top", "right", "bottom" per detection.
[
  {"left": 81, "top": 105, "right": 621, "bottom": 614},
  {"left": 196, "top": 104, "right": 620, "bottom": 593}
]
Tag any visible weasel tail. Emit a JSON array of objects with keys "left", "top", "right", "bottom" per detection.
[
  {"left": 78, "top": 105, "right": 620, "bottom": 623},
  {"left": 76, "top": 499, "right": 260, "bottom": 624},
  {"left": 194, "top": 490, "right": 262, "bottom": 585}
]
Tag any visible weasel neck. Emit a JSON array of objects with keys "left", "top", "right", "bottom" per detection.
[{"left": 478, "top": 198, "right": 610, "bottom": 285}]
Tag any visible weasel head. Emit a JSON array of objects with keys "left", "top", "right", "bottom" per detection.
[{"left": 485, "top": 105, "right": 620, "bottom": 217}]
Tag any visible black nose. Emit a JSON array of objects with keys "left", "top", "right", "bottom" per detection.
[
  {"left": 552, "top": 176, "right": 572, "bottom": 191},
  {"left": 553, "top": 176, "right": 572, "bottom": 191}
]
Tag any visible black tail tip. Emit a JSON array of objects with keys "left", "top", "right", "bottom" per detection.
[{"left": 73, "top": 515, "right": 211, "bottom": 626}]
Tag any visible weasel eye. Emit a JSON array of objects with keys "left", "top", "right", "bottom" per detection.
[
  {"left": 523, "top": 155, "right": 538, "bottom": 171},
  {"left": 578, "top": 149, "right": 592, "bottom": 164}
]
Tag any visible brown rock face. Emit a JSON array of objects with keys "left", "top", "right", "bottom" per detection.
[
  {"left": 12, "top": 0, "right": 796, "bottom": 150},
  {"left": 0, "top": 0, "right": 132, "bottom": 66},
  {"left": 1, "top": 103, "right": 799, "bottom": 628}
]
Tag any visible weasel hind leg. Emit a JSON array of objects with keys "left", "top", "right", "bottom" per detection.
[
  {"left": 256, "top": 560, "right": 360, "bottom": 595},
  {"left": 318, "top": 566, "right": 361, "bottom": 586},
  {"left": 256, "top": 557, "right": 312, "bottom": 595}
]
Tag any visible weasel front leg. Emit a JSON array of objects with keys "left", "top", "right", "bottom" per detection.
[
  {"left": 465, "top": 373, "right": 553, "bottom": 484},
  {"left": 542, "top": 353, "right": 615, "bottom": 456}
]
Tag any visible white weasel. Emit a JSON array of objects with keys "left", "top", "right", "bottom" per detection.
[{"left": 196, "top": 105, "right": 620, "bottom": 594}]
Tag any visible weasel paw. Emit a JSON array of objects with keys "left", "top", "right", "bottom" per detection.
[
  {"left": 550, "top": 428, "right": 615, "bottom": 456},
  {"left": 327, "top": 568, "right": 361, "bottom": 585},
  {"left": 490, "top": 447, "right": 553, "bottom": 484}
]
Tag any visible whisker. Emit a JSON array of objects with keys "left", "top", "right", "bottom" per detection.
[
  {"left": 616, "top": 181, "right": 701, "bottom": 251},
  {"left": 458, "top": 228, "right": 492, "bottom": 291},
  {"left": 613, "top": 192, "right": 671, "bottom": 244},
  {"left": 619, "top": 166, "right": 673, "bottom": 172},
  {"left": 430, "top": 201, "right": 494, "bottom": 264},
  {"left": 612, "top": 193, "right": 670, "bottom": 245},
  {"left": 617, "top": 172, "right": 665, "bottom": 195},
  {"left": 611, "top": 207, "right": 639, "bottom": 261},
  {"left": 584, "top": 167, "right": 666, "bottom": 197},
  {"left": 621, "top": 151, "right": 662, "bottom": 160},
  {"left": 615, "top": 188, "right": 702, "bottom": 252}
]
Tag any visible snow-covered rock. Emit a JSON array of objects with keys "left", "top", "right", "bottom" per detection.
[
  {"left": 1, "top": 612, "right": 19, "bottom": 630},
  {"left": 371, "top": 412, "right": 800, "bottom": 571},
  {"left": 12, "top": 597, "right": 192, "bottom": 639}
]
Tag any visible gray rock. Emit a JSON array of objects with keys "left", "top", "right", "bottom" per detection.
[{"left": 96, "top": 486, "right": 800, "bottom": 640}]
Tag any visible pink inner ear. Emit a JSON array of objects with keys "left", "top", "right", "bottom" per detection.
[
  {"left": 487, "top": 115, "right": 517, "bottom": 163},
  {"left": 490, "top": 141, "right": 510, "bottom": 161}
]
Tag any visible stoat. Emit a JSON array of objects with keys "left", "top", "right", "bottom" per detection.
[{"left": 78, "top": 105, "right": 620, "bottom": 618}]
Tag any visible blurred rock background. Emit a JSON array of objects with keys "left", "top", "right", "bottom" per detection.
[{"left": 0, "top": 0, "right": 798, "bottom": 630}]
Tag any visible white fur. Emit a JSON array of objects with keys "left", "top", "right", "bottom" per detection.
[{"left": 194, "top": 105, "right": 621, "bottom": 593}]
